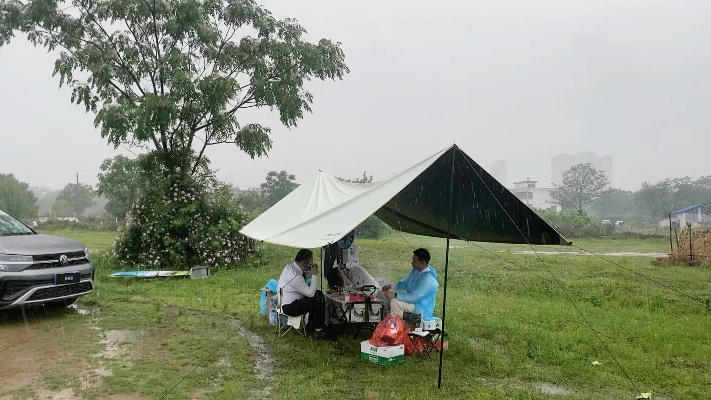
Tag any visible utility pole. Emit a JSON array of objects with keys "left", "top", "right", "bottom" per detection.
[{"left": 75, "top": 172, "right": 79, "bottom": 217}]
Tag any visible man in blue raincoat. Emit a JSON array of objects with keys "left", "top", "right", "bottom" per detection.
[{"left": 381, "top": 248, "right": 439, "bottom": 319}]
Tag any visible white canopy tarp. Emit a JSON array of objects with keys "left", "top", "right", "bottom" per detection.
[{"left": 239, "top": 147, "right": 449, "bottom": 248}]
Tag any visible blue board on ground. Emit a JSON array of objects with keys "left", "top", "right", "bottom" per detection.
[{"left": 110, "top": 270, "right": 190, "bottom": 278}]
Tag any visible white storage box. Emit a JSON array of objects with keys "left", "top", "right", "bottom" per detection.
[
  {"left": 190, "top": 266, "right": 210, "bottom": 279},
  {"left": 360, "top": 340, "right": 405, "bottom": 366},
  {"left": 360, "top": 341, "right": 404, "bottom": 357},
  {"left": 421, "top": 317, "right": 442, "bottom": 331}
]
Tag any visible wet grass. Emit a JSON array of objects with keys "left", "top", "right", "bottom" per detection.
[
  {"left": 38, "top": 229, "right": 118, "bottom": 253},
  {"left": 3, "top": 230, "right": 709, "bottom": 399}
]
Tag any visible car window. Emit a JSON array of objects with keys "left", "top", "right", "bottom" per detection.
[{"left": 0, "top": 210, "right": 34, "bottom": 236}]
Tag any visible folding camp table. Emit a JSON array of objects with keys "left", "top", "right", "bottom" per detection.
[{"left": 326, "top": 285, "right": 385, "bottom": 337}]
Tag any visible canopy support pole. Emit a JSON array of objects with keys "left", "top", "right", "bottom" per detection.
[
  {"left": 438, "top": 148, "right": 456, "bottom": 389},
  {"left": 320, "top": 247, "right": 324, "bottom": 293}
]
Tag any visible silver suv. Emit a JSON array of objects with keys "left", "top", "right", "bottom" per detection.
[{"left": 0, "top": 209, "right": 94, "bottom": 309}]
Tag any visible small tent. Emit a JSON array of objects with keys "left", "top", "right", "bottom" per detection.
[{"left": 240, "top": 144, "right": 568, "bottom": 386}]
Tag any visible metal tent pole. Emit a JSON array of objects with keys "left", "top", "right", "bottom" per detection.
[{"left": 437, "top": 147, "right": 456, "bottom": 389}]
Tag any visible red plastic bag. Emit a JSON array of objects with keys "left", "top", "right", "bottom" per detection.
[{"left": 369, "top": 315, "right": 405, "bottom": 347}]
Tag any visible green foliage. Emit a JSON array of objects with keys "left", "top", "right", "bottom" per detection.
[
  {"left": 51, "top": 199, "right": 73, "bottom": 217},
  {"left": 0, "top": 0, "right": 349, "bottom": 177},
  {"left": 36, "top": 189, "right": 59, "bottom": 216},
  {"left": 112, "top": 161, "right": 257, "bottom": 270},
  {"left": 589, "top": 188, "right": 636, "bottom": 220},
  {"left": 551, "top": 163, "right": 609, "bottom": 212},
  {"left": 235, "top": 189, "right": 263, "bottom": 213},
  {"left": 97, "top": 155, "right": 146, "bottom": 219},
  {"left": 56, "top": 183, "right": 95, "bottom": 216},
  {"left": 1, "top": 0, "right": 348, "bottom": 270},
  {"left": 0, "top": 173, "right": 38, "bottom": 221},
  {"left": 535, "top": 209, "right": 603, "bottom": 238},
  {"left": 635, "top": 176, "right": 711, "bottom": 218},
  {"left": 37, "top": 216, "right": 120, "bottom": 232},
  {"left": 259, "top": 170, "right": 298, "bottom": 209},
  {"left": 355, "top": 215, "right": 389, "bottom": 239}
]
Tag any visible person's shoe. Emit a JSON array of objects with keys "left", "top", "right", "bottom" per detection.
[{"left": 312, "top": 330, "right": 328, "bottom": 340}]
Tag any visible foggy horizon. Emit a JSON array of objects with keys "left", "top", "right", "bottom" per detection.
[{"left": 2, "top": 0, "right": 710, "bottom": 192}]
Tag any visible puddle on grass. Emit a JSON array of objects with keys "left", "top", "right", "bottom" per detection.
[
  {"left": 478, "top": 377, "right": 575, "bottom": 397},
  {"left": 70, "top": 304, "right": 94, "bottom": 315},
  {"left": 36, "top": 388, "right": 77, "bottom": 400},
  {"left": 100, "top": 330, "right": 147, "bottom": 359},
  {"left": 540, "top": 382, "right": 573, "bottom": 395}
]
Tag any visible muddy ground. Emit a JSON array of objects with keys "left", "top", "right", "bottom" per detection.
[{"left": 0, "top": 305, "right": 274, "bottom": 400}]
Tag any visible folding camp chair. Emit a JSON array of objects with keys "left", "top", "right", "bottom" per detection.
[
  {"left": 275, "top": 288, "right": 308, "bottom": 337},
  {"left": 407, "top": 328, "right": 443, "bottom": 361}
]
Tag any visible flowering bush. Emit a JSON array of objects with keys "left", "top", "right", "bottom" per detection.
[
  {"left": 535, "top": 209, "right": 603, "bottom": 238},
  {"left": 112, "top": 171, "right": 257, "bottom": 270}
]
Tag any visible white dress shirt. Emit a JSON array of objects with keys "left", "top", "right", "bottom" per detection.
[{"left": 278, "top": 261, "right": 318, "bottom": 305}]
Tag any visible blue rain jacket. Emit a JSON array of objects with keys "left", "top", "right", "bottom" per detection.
[{"left": 393, "top": 265, "right": 439, "bottom": 319}]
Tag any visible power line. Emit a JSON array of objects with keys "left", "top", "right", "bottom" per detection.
[
  {"left": 461, "top": 154, "right": 643, "bottom": 397},
  {"left": 571, "top": 244, "right": 706, "bottom": 305},
  {"left": 159, "top": 323, "right": 245, "bottom": 400}
]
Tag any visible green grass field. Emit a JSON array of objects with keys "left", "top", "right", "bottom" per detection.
[{"left": 1, "top": 231, "right": 708, "bottom": 399}]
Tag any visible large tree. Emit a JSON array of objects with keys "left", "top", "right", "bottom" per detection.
[
  {"left": 1, "top": 0, "right": 347, "bottom": 268},
  {"left": 97, "top": 155, "right": 146, "bottom": 219},
  {"left": 56, "top": 183, "right": 95, "bottom": 216},
  {"left": 551, "top": 163, "right": 609, "bottom": 213},
  {"left": 590, "top": 188, "right": 636, "bottom": 219},
  {"left": 0, "top": 0, "right": 348, "bottom": 175},
  {"left": 0, "top": 173, "right": 38, "bottom": 221},
  {"left": 51, "top": 199, "right": 74, "bottom": 217},
  {"left": 260, "top": 170, "right": 297, "bottom": 209}
]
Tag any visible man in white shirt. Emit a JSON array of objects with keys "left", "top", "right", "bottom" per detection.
[{"left": 278, "top": 249, "right": 327, "bottom": 338}]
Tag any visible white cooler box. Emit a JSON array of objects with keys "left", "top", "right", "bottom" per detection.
[
  {"left": 348, "top": 302, "right": 384, "bottom": 323},
  {"left": 421, "top": 317, "right": 442, "bottom": 331}
]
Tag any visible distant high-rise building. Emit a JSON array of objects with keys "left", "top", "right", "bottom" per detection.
[
  {"left": 551, "top": 152, "right": 613, "bottom": 187},
  {"left": 489, "top": 160, "right": 507, "bottom": 187},
  {"left": 595, "top": 155, "right": 613, "bottom": 186}
]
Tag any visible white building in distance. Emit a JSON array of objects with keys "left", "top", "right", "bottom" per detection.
[{"left": 510, "top": 178, "right": 561, "bottom": 212}]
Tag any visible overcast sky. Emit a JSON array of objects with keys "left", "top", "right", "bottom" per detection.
[{"left": 1, "top": 0, "right": 709, "bottom": 191}]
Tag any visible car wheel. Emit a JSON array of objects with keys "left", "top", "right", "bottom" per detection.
[{"left": 45, "top": 298, "right": 77, "bottom": 308}]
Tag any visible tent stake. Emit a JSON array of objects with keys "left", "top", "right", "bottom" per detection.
[{"left": 438, "top": 146, "right": 456, "bottom": 389}]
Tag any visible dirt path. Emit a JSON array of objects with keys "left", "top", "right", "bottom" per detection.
[{"left": 226, "top": 319, "right": 276, "bottom": 399}]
